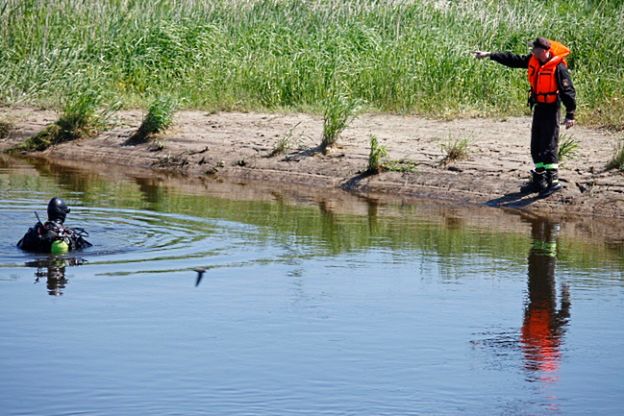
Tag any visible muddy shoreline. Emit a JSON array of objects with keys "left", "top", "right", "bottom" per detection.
[{"left": 2, "top": 106, "right": 624, "bottom": 222}]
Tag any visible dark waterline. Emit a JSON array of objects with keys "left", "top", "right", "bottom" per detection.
[{"left": 1, "top": 155, "right": 623, "bottom": 416}]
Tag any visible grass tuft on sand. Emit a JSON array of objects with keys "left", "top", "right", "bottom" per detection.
[
  {"left": 126, "top": 96, "right": 177, "bottom": 145},
  {"left": 606, "top": 138, "right": 624, "bottom": 171},
  {"left": 0, "top": 120, "right": 12, "bottom": 139},
  {"left": 320, "top": 88, "right": 360, "bottom": 153},
  {"left": 440, "top": 137, "right": 470, "bottom": 166},
  {"left": 367, "top": 134, "right": 387, "bottom": 174},
  {"left": 17, "top": 90, "right": 110, "bottom": 151}
]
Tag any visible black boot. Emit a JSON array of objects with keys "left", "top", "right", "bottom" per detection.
[
  {"left": 539, "top": 170, "right": 562, "bottom": 198},
  {"left": 520, "top": 170, "right": 547, "bottom": 194}
]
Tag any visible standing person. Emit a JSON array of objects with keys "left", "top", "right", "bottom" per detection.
[{"left": 474, "top": 37, "right": 576, "bottom": 197}]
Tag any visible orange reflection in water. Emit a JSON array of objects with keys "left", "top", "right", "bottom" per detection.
[{"left": 521, "top": 218, "right": 570, "bottom": 384}]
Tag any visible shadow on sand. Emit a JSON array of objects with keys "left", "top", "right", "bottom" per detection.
[
  {"left": 280, "top": 145, "right": 324, "bottom": 161},
  {"left": 485, "top": 192, "right": 543, "bottom": 209},
  {"left": 341, "top": 171, "right": 374, "bottom": 191}
]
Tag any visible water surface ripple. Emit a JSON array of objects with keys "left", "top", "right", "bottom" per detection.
[{"left": 1, "top": 156, "right": 623, "bottom": 416}]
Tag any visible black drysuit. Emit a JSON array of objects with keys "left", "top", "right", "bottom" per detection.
[
  {"left": 489, "top": 52, "right": 576, "bottom": 167},
  {"left": 17, "top": 220, "right": 92, "bottom": 253}
]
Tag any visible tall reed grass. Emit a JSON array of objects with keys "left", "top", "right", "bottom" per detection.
[
  {"left": 321, "top": 88, "right": 360, "bottom": 152},
  {"left": 16, "top": 89, "right": 113, "bottom": 151},
  {"left": 367, "top": 135, "right": 387, "bottom": 174},
  {"left": 127, "top": 96, "right": 177, "bottom": 145},
  {"left": 1, "top": 0, "right": 622, "bottom": 128}
]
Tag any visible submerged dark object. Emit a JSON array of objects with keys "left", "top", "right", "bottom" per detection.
[
  {"left": 194, "top": 268, "right": 206, "bottom": 287},
  {"left": 17, "top": 197, "right": 92, "bottom": 253}
]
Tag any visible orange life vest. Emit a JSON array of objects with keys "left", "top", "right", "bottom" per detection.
[
  {"left": 527, "top": 40, "right": 570, "bottom": 104},
  {"left": 522, "top": 307, "right": 561, "bottom": 374}
]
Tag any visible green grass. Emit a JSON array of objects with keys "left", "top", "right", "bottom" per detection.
[
  {"left": 558, "top": 133, "right": 579, "bottom": 162},
  {"left": 606, "top": 138, "right": 624, "bottom": 171},
  {"left": 383, "top": 159, "right": 418, "bottom": 173},
  {"left": 367, "top": 135, "right": 387, "bottom": 174},
  {"left": 269, "top": 121, "right": 301, "bottom": 157},
  {"left": 127, "top": 96, "right": 177, "bottom": 145},
  {"left": 320, "top": 88, "right": 360, "bottom": 153},
  {"left": 367, "top": 135, "right": 419, "bottom": 173},
  {"left": 0, "top": 120, "right": 12, "bottom": 139},
  {"left": 141, "top": 97, "right": 177, "bottom": 135},
  {"left": 269, "top": 135, "right": 292, "bottom": 157},
  {"left": 440, "top": 137, "right": 470, "bottom": 166},
  {"left": 0, "top": 1, "right": 623, "bottom": 128},
  {"left": 16, "top": 90, "right": 109, "bottom": 151}
]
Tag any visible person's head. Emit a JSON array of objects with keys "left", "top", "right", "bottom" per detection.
[
  {"left": 530, "top": 37, "right": 551, "bottom": 64},
  {"left": 47, "top": 197, "right": 70, "bottom": 223}
]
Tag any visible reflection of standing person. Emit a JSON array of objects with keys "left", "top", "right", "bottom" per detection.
[
  {"left": 32, "top": 258, "right": 68, "bottom": 296},
  {"left": 474, "top": 37, "right": 576, "bottom": 197},
  {"left": 521, "top": 218, "right": 570, "bottom": 381},
  {"left": 28, "top": 257, "right": 84, "bottom": 296}
]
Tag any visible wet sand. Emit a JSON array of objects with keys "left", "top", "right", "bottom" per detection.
[{"left": 1, "top": 106, "right": 623, "bottom": 220}]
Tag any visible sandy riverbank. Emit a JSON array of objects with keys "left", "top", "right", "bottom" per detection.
[{"left": 1, "top": 106, "right": 623, "bottom": 220}]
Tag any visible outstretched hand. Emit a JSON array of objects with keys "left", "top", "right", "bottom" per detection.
[{"left": 473, "top": 50, "right": 491, "bottom": 59}]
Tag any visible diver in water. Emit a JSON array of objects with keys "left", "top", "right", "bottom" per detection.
[{"left": 17, "top": 197, "right": 92, "bottom": 253}]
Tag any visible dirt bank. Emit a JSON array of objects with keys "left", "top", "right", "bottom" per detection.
[{"left": 1, "top": 106, "right": 623, "bottom": 219}]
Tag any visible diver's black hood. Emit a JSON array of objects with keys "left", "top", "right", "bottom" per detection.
[{"left": 47, "top": 197, "right": 70, "bottom": 223}]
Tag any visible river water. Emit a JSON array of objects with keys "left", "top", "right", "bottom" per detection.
[{"left": 1, "top": 155, "right": 623, "bottom": 416}]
